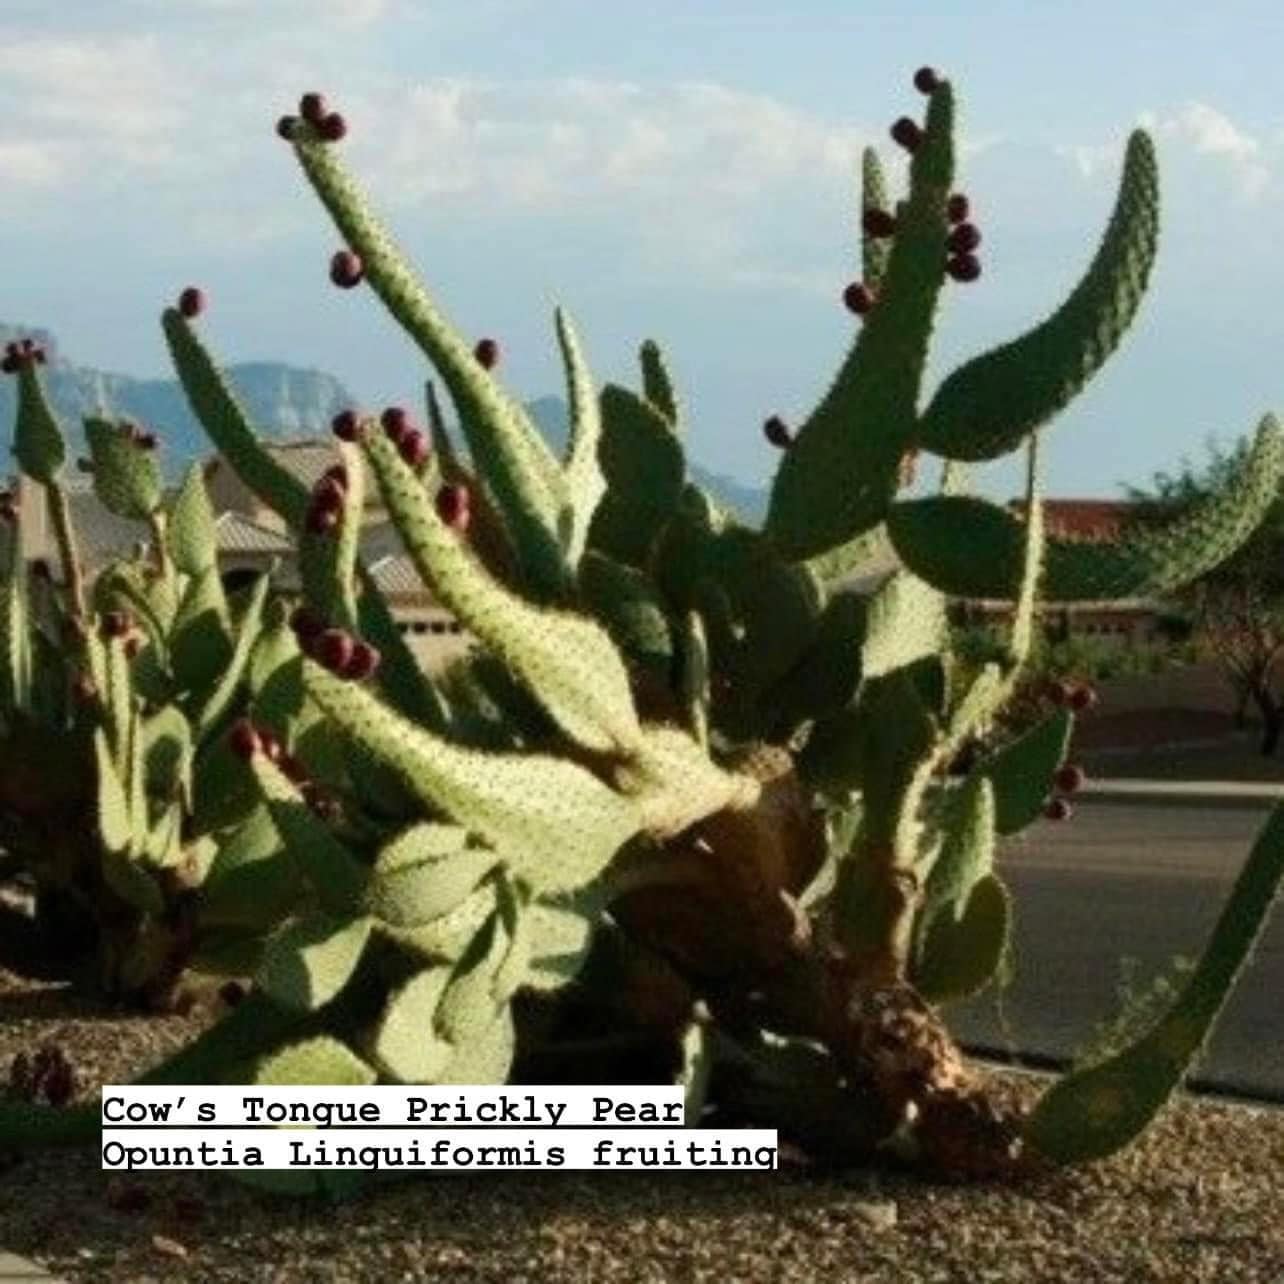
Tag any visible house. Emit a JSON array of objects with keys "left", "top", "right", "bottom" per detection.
[
  {"left": 6, "top": 439, "right": 473, "bottom": 671},
  {"left": 955, "top": 498, "right": 1171, "bottom": 645}
]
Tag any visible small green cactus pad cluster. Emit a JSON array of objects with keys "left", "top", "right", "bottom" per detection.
[{"left": 4, "top": 68, "right": 1283, "bottom": 1191}]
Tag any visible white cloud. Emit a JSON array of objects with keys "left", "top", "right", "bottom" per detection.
[
  {"left": 1064, "top": 102, "right": 1273, "bottom": 201},
  {"left": 357, "top": 77, "right": 873, "bottom": 212}
]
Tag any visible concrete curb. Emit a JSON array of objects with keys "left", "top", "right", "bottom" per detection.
[
  {"left": 0, "top": 1252, "right": 63, "bottom": 1282},
  {"left": 1081, "top": 779, "right": 1282, "bottom": 810}
]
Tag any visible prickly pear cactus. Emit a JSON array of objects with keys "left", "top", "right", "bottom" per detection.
[
  {"left": 0, "top": 344, "right": 282, "bottom": 1006},
  {"left": 6, "top": 69, "right": 1284, "bottom": 1192}
]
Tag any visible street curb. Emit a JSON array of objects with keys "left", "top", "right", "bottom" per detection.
[
  {"left": 0, "top": 1251, "right": 63, "bottom": 1282},
  {"left": 1081, "top": 780, "right": 1282, "bottom": 810}
]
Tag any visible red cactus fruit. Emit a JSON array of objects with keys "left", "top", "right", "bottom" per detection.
[
  {"left": 315, "top": 629, "right": 355, "bottom": 673},
  {"left": 763, "top": 415, "right": 792, "bottom": 449},
  {"left": 102, "top": 611, "right": 131, "bottom": 639},
  {"left": 380, "top": 405, "right": 410, "bottom": 441},
  {"left": 279, "top": 751, "right": 309, "bottom": 784},
  {"left": 32, "top": 347, "right": 46, "bottom": 365},
  {"left": 76, "top": 456, "right": 94, "bottom": 473},
  {"left": 946, "top": 192, "right": 970, "bottom": 224},
  {"left": 228, "top": 719, "right": 259, "bottom": 760},
  {"left": 306, "top": 504, "right": 340, "bottom": 535},
  {"left": 1043, "top": 797, "right": 1073, "bottom": 822},
  {"left": 319, "top": 112, "right": 347, "bottom": 142},
  {"left": 435, "top": 483, "right": 471, "bottom": 532},
  {"left": 329, "top": 249, "right": 364, "bottom": 289},
  {"left": 177, "top": 286, "right": 205, "bottom": 319},
  {"left": 289, "top": 605, "right": 325, "bottom": 640},
  {"left": 218, "top": 980, "right": 246, "bottom": 1008},
  {"left": 72, "top": 672, "right": 97, "bottom": 705},
  {"left": 276, "top": 114, "right": 299, "bottom": 141},
  {"left": 945, "top": 252, "right": 981, "bottom": 282},
  {"left": 842, "top": 281, "right": 876, "bottom": 315},
  {"left": 913, "top": 66, "right": 942, "bottom": 94},
  {"left": 123, "top": 636, "right": 142, "bottom": 660},
  {"left": 299, "top": 92, "right": 327, "bottom": 124},
  {"left": 0, "top": 505, "right": 15, "bottom": 525},
  {"left": 947, "top": 223, "right": 982, "bottom": 254},
  {"left": 862, "top": 207, "right": 897, "bottom": 238},
  {"left": 1054, "top": 763, "right": 1086, "bottom": 794},
  {"left": 30, "top": 559, "right": 51, "bottom": 581},
  {"left": 331, "top": 409, "right": 361, "bottom": 441},
  {"left": 322, "top": 463, "right": 349, "bottom": 491},
  {"left": 0, "top": 354, "right": 16, "bottom": 375},
  {"left": 135, "top": 431, "right": 158, "bottom": 451},
  {"left": 314, "top": 475, "right": 346, "bottom": 513},
  {"left": 42, "top": 1055, "right": 75, "bottom": 1107},
  {"left": 1068, "top": 683, "right": 1098, "bottom": 712},
  {"left": 1045, "top": 678, "right": 1072, "bottom": 707},
  {"left": 473, "top": 337, "right": 499, "bottom": 370},
  {"left": 398, "top": 429, "right": 429, "bottom": 468},
  {"left": 890, "top": 116, "right": 922, "bottom": 152},
  {"left": 343, "top": 640, "right": 382, "bottom": 681}
]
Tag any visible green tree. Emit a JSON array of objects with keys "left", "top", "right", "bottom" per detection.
[{"left": 1127, "top": 437, "right": 1284, "bottom": 754}]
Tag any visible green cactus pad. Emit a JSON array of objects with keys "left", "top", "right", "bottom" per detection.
[
  {"left": 766, "top": 84, "right": 954, "bottom": 560},
  {"left": 85, "top": 417, "right": 163, "bottom": 520},
  {"left": 251, "top": 754, "right": 366, "bottom": 912},
  {"left": 919, "top": 774, "right": 996, "bottom": 921},
  {"left": 917, "top": 132, "right": 1160, "bottom": 461},
  {"left": 890, "top": 417, "right": 1283, "bottom": 601},
  {"left": 372, "top": 966, "right": 455, "bottom": 1081},
  {"left": 361, "top": 425, "right": 642, "bottom": 755},
  {"left": 437, "top": 1005, "right": 516, "bottom": 1085},
  {"left": 639, "top": 339, "right": 681, "bottom": 430},
  {"left": 162, "top": 309, "right": 309, "bottom": 528},
  {"left": 167, "top": 463, "right": 220, "bottom": 576},
  {"left": 1025, "top": 800, "right": 1284, "bottom": 1164},
  {"left": 201, "top": 806, "right": 299, "bottom": 930},
  {"left": 861, "top": 146, "right": 892, "bottom": 290},
  {"left": 289, "top": 133, "right": 569, "bottom": 599},
  {"left": 979, "top": 709, "right": 1072, "bottom": 835},
  {"left": 587, "top": 384, "right": 686, "bottom": 568},
  {"left": 365, "top": 830, "right": 498, "bottom": 928},
  {"left": 578, "top": 552, "right": 674, "bottom": 675},
  {"left": 913, "top": 872, "right": 1011, "bottom": 1003},
  {"left": 257, "top": 913, "right": 373, "bottom": 1012},
  {"left": 193, "top": 571, "right": 269, "bottom": 738},
  {"left": 13, "top": 363, "right": 66, "bottom": 484},
  {"left": 304, "top": 664, "right": 642, "bottom": 893},
  {"left": 860, "top": 571, "right": 947, "bottom": 680},
  {"left": 556, "top": 306, "right": 606, "bottom": 565}
]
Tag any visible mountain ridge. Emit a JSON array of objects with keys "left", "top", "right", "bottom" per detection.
[{"left": 0, "top": 322, "right": 769, "bottom": 522}]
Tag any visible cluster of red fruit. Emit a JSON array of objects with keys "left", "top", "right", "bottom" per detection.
[
  {"left": 226, "top": 715, "right": 342, "bottom": 820},
  {"left": 330, "top": 407, "right": 472, "bottom": 532},
  {"left": 0, "top": 338, "right": 46, "bottom": 374},
  {"left": 276, "top": 91, "right": 348, "bottom": 146},
  {"left": 840, "top": 67, "right": 981, "bottom": 319},
  {"left": 305, "top": 461, "right": 353, "bottom": 535},
  {"left": 6, "top": 1044, "right": 75, "bottom": 1107},
  {"left": 288, "top": 606, "right": 382, "bottom": 683}
]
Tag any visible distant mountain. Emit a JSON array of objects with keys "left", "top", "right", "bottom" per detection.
[
  {"left": 0, "top": 323, "right": 353, "bottom": 475},
  {"left": 524, "top": 395, "right": 768, "bottom": 524},
  {"left": 0, "top": 323, "right": 770, "bottom": 521}
]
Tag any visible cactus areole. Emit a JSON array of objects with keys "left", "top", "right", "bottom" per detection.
[{"left": 3, "top": 68, "right": 1284, "bottom": 1198}]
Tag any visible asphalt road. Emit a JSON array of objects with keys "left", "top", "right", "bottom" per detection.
[{"left": 947, "top": 797, "right": 1284, "bottom": 1102}]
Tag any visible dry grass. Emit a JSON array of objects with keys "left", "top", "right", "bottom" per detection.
[{"left": 2, "top": 967, "right": 1282, "bottom": 1284}]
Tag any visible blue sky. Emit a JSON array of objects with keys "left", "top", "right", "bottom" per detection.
[{"left": 3, "top": 0, "right": 1283, "bottom": 500}]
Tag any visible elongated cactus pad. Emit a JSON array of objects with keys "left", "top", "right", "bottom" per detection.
[
  {"left": 1025, "top": 800, "right": 1284, "bottom": 1163},
  {"left": 917, "top": 131, "right": 1159, "bottom": 461},
  {"left": 767, "top": 84, "right": 954, "bottom": 560}
]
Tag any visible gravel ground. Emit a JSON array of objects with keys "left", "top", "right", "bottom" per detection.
[{"left": 2, "top": 967, "right": 1282, "bottom": 1284}]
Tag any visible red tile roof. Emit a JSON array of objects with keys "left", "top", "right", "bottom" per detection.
[{"left": 1008, "top": 499, "right": 1135, "bottom": 541}]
